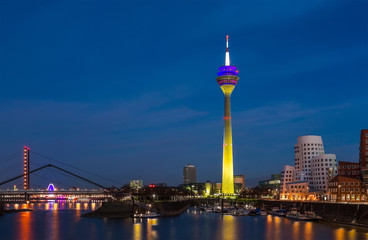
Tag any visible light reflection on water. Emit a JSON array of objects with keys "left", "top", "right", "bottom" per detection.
[
  {"left": 0, "top": 206, "right": 367, "bottom": 240},
  {"left": 222, "top": 215, "right": 236, "bottom": 240}
]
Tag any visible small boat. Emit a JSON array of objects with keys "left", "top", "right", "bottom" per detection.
[
  {"left": 303, "top": 211, "right": 322, "bottom": 221},
  {"left": 286, "top": 209, "right": 320, "bottom": 221},
  {"left": 260, "top": 211, "right": 267, "bottom": 216},
  {"left": 133, "top": 211, "right": 161, "bottom": 218},
  {"left": 204, "top": 207, "right": 213, "bottom": 212},
  {"left": 214, "top": 206, "right": 222, "bottom": 213},
  {"left": 231, "top": 208, "right": 248, "bottom": 216},
  {"left": 270, "top": 207, "right": 286, "bottom": 217}
]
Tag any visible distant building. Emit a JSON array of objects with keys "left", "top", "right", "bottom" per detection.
[
  {"left": 183, "top": 164, "right": 197, "bottom": 184},
  {"left": 328, "top": 176, "right": 366, "bottom": 202},
  {"left": 359, "top": 129, "right": 368, "bottom": 186},
  {"left": 130, "top": 180, "right": 143, "bottom": 189},
  {"left": 280, "top": 165, "right": 295, "bottom": 200},
  {"left": 234, "top": 175, "right": 245, "bottom": 193},
  {"left": 259, "top": 174, "right": 281, "bottom": 190}
]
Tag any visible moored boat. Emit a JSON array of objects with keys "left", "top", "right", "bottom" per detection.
[
  {"left": 286, "top": 209, "right": 321, "bottom": 221},
  {"left": 133, "top": 211, "right": 161, "bottom": 218}
]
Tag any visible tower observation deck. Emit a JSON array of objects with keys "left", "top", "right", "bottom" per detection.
[{"left": 216, "top": 35, "right": 239, "bottom": 195}]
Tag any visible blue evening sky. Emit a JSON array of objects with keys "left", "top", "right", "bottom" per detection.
[{"left": 0, "top": 0, "right": 367, "bottom": 187}]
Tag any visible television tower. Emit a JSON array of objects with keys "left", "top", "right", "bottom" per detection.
[{"left": 216, "top": 35, "right": 239, "bottom": 195}]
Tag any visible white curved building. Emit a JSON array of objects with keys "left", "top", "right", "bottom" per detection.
[
  {"left": 280, "top": 165, "right": 295, "bottom": 200},
  {"left": 294, "top": 135, "right": 325, "bottom": 181},
  {"left": 311, "top": 154, "right": 337, "bottom": 193}
]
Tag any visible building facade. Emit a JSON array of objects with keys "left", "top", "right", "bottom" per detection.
[
  {"left": 310, "top": 154, "right": 337, "bottom": 193},
  {"left": 183, "top": 164, "right": 197, "bottom": 184},
  {"left": 338, "top": 161, "right": 361, "bottom": 178},
  {"left": 283, "top": 181, "right": 318, "bottom": 201},
  {"left": 294, "top": 135, "right": 325, "bottom": 181},
  {"left": 328, "top": 176, "right": 366, "bottom": 202},
  {"left": 234, "top": 175, "right": 245, "bottom": 193},
  {"left": 360, "top": 129, "right": 368, "bottom": 186},
  {"left": 280, "top": 165, "right": 295, "bottom": 200}
]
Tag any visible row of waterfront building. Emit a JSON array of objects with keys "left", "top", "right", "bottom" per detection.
[{"left": 278, "top": 129, "right": 368, "bottom": 202}]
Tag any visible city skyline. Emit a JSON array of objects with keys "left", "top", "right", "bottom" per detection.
[{"left": 1, "top": 1, "right": 367, "bottom": 187}]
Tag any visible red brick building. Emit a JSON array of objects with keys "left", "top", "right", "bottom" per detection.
[
  {"left": 360, "top": 129, "right": 368, "bottom": 185},
  {"left": 328, "top": 176, "right": 366, "bottom": 202},
  {"left": 337, "top": 161, "right": 361, "bottom": 178}
]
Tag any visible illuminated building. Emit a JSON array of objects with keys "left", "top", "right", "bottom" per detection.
[
  {"left": 234, "top": 175, "right": 245, "bottom": 193},
  {"left": 130, "top": 180, "right": 143, "bottom": 189},
  {"left": 284, "top": 181, "right": 317, "bottom": 201},
  {"left": 216, "top": 35, "right": 239, "bottom": 195},
  {"left": 280, "top": 165, "right": 295, "bottom": 200},
  {"left": 280, "top": 135, "right": 337, "bottom": 200},
  {"left": 328, "top": 176, "right": 366, "bottom": 202},
  {"left": 310, "top": 154, "right": 337, "bottom": 194},
  {"left": 259, "top": 174, "right": 281, "bottom": 188},
  {"left": 183, "top": 164, "right": 196, "bottom": 184}
]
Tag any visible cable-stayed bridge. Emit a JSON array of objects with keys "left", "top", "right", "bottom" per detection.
[{"left": 0, "top": 146, "right": 125, "bottom": 203}]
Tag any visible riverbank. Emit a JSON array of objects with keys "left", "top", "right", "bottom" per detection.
[
  {"left": 0, "top": 208, "right": 34, "bottom": 216},
  {"left": 258, "top": 200, "right": 368, "bottom": 228}
]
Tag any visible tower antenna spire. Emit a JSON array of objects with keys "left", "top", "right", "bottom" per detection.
[{"left": 225, "top": 35, "right": 230, "bottom": 66}]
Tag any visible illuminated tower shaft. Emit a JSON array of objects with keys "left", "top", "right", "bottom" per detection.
[{"left": 216, "top": 36, "right": 239, "bottom": 195}]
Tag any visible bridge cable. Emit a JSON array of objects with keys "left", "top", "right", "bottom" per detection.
[{"left": 31, "top": 151, "right": 122, "bottom": 186}]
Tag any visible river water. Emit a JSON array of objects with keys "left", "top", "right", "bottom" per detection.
[{"left": 0, "top": 202, "right": 367, "bottom": 240}]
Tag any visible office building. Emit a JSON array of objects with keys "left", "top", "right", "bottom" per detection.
[{"left": 183, "top": 164, "right": 197, "bottom": 184}]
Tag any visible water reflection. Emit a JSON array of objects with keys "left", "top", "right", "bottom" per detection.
[
  {"left": 335, "top": 228, "right": 345, "bottom": 240},
  {"left": 147, "top": 218, "right": 158, "bottom": 240},
  {"left": 19, "top": 212, "right": 33, "bottom": 240},
  {"left": 2, "top": 206, "right": 368, "bottom": 240},
  {"left": 52, "top": 205, "right": 59, "bottom": 240},
  {"left": 348, "top": 229, "right": 356, "bottom": 240},
  {"left": 304, "top": 222, "right": 312, "bottom": 240},
  {"left": 133, "top": 221, "right": 142, "bottom": 240},
  {"left": 293, "top": 221, "right": 300, "bottom": 240},
  {"left": 222, "top": 215, "right": 237, "bottom": 240}
]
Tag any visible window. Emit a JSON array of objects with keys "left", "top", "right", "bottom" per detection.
[
  {"left": 342, "top": 188, "right": 345, "bottom": 192},
  {"left": 356, "top": 182, "right": 359, "bottom": 186}
]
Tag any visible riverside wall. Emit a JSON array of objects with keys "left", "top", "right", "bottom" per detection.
[{"left": 258, "top": 200, "right": 368, "bottom": 227}]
